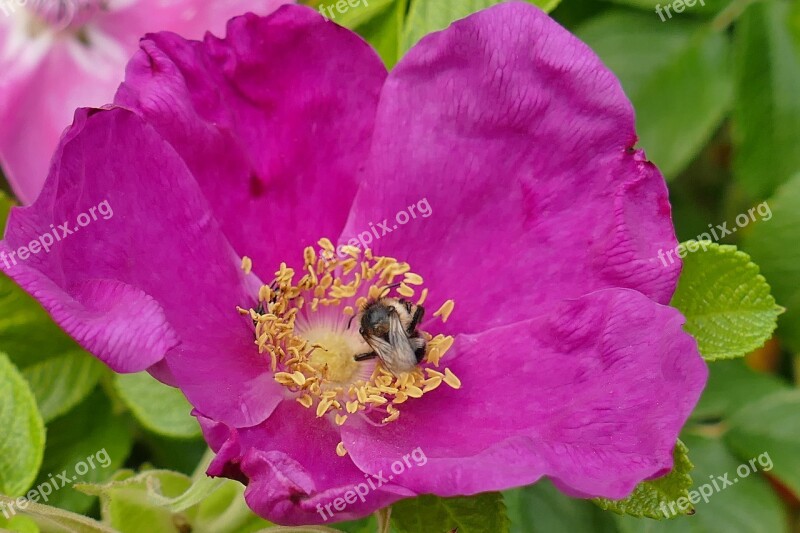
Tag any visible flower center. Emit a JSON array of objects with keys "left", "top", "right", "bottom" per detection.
[
  {"left": 25, "top": 0, "right": 105, "bottom": 32},
  {"left": 240, "top": 239, "right": 460, "bottom": 456},
  {"left": 297, "top": 325, "right": 363, "bottom": 384}
]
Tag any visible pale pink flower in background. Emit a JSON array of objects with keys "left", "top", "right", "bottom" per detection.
[{"left": 0, "top": 0, "right": 289, "bottom": 204}]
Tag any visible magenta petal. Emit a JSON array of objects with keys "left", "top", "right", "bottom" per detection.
[
  {"left": 115, "top": 6, "right": 387, "bottom": 275},
  {"left": 0, "top": 107, "right": 280, "bottom": 426},
  {"left": 343, "top": 289, "right": 707, "bottom": 499},
  {"left": 197, "top": 403, "right": 413, "bottom": 525},
  {"left": 341, "top": 1, "right": 680, "bottom": 335}
]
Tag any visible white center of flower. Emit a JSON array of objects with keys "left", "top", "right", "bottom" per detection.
[
  {"left": 294, "top": 323, "right": 367, "bottom": 386},
  {"left": 25, "top": 0, "right": 105, "bottom": 34}
]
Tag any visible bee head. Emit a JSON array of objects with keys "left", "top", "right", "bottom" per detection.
[{"left": 360, "top": 302, "right": 394, "bottom": 338}]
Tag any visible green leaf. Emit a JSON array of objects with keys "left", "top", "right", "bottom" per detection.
[
  {"left": 0, "top": 495, "right": 116, "bottom": 533},
  {"left": 504, "top": 480, "right": 617, "bottom": 533},
  {"left": 318, "top": 0, "right": 395, "bottom": 28},
  {"left": 0, "top": 274, "right": 78, "bottom": 369},
  {"left": 78, "top": 468, "right": 273, "bottom": 533},
  {"left": 193, "top": 479, "right": 273, "bottom": 533},
  {"left": 332, "top": 516, "right": 377, "bottom": 533},
  {"left": 613, "top": 434, "right": 787, "bottom": 533},
  {"left": 401, "top": 0, "right": 561, "bottom": 53},
  {"left": 670, "top": 242, "right": 781, "bottom": 361},
  {"left": 599, "top": 0, "right": 729, "bottom": 14},
  {"left": 114, "top": 372, "right": 201, "bottom": 439},
  {"left": 21, "top": 350, "right": 104, "bottom": 423},
  {"left": 576, "top": 11, "right": 732, "bottom": 178},
  {"left": 725, "top": 390, "right": 800, "bottom": 498},
  {"left": 593, "top": 441, "right": 693, "bottom": 519},
  {"left": 0, "top": 190, "right": 11, "bottom": 232},
  {"left": 0, "top": 514, "right": 40, "bottom": 533},
  {"left": 0, "top": 353, "right": 45, "bottom": 497},
  {"left": 145, "top": 474, "right": 224, "bottom": 514},
  {"left": 732, "top": 0, "right": 800, "bottom": 198},
  {"left": 692, "top": 359, "right": 789, "bottom": 421},
  {"left": 34, "top": 391, "right": 133, "bottom": 514},
  {"left": 392, "top": 493, "right": 510, "bottom": 533},
  {"left": 137, "top": 433, "right": 209, "bottom": 477},
  {"left": 742, "top": 174, "right": 800, "bottom": 352},
  {"left": 77, "top": 469, "right": 194, "bottom": 533},
  {"left": 354, "top": 0, "right": 408, "bottom": 68}
]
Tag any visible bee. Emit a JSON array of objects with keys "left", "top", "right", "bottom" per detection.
[{"left": 352, "top": 297, "right": 427, "bottom": 375}]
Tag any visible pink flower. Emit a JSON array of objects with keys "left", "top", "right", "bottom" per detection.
[
  {"left": 0, "top": 3, "right": 708, "bottom": 525},
  {"left": 0, "top": 0, "right": 288, "bottom": 204}
]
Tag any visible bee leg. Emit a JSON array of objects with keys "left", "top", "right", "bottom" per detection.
[
  {"left": 354, "top": 352, "right": 378, "bottom": 362},
  {"left": 410, "top": 336, "right": 427, "bottom": 363},
  {"left": 407, "top": 305, "right": 425, "bottom": 334}
]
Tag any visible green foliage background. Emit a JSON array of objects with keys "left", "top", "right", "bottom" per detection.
[{"left": 1, "top": 0, "right": 799, "bottom": 532}]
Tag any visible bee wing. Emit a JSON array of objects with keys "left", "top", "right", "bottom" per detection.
[{"left": 366, "top": 312, "right": 418, "bottom": 374}]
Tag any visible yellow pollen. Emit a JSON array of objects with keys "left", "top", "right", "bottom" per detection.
[
  {"left": 243, "top": 240, "right": 459, "bottom": 455},
  {"left": 297, "top": 394, "right": 314, "bottom": 408},
  {"left": 416, "top": 288, "right": 429, "bottom": 306},
  {"left": 397, "top": 283, "right": 415, "bottom": 298},
  {"left": 422, "top": 377, "right": 443, "bottom": 393},
  {"left": 241, "top": 256, "right": 253, "bottom": 275},
  {"left": 404, "top": 273, "right": 424, "bottom": 285},
  {"left": 383, "top": 405, "right": 400, "bottom": 423},
  {"left": 405, "top": 385, "right": 424, "bottom": 398},
  {"left": 443, "top": 368, "right": 462, "bottom": 389},
  {"left": 336, "top": 442, "right": 348, "bottom": 457},
  {"left": 433, "top": 299, "right": 456, "bottom": 323},
  {"left": 393, "top": 391, "right": 409, "bottom": 404}
]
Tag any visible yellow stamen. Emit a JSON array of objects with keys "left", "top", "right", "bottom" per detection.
[
  {"left": 433, "top": 299, "right": 456, "bottom": 323},
  {"left": 383, "top": 405, "right": 400, "bottom": 424},
  {"left": 336, "top": 442, "right": 348, "bottom": 457},
  {"left": 443, "top": 368, "right": 462, "bottom": 389},
  {"left": 417, "top": 288, "right": 429, "bottom": 306},
  {"left": 404, "top": 273, "right": 424, "bottom": 285},
  {"left": 297, "top": 394, "right": 314, "bottom": 408},
  {"left": 316, "top": 399, "right": 333, "bottom": 417},
  {"left": 405, "top": 385, "right": 424, "bottom": 398},
  {"left": 304, "top": 247, "right": 316, "bottom": 266},
  {"left": 397, "top": 282, "right": 415, "bottom": 298},
  {"left": 393, "top": 391, "right": 409, "bottom": 404},
  {"left": 241, "top": 256, "right": 253, "bottom": 275},
  {"left": 422, "top": 376, "right": 443, "bottom": 393},
  {"left": 318, "top": 238, "right": 335, "bottom": 253}
]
